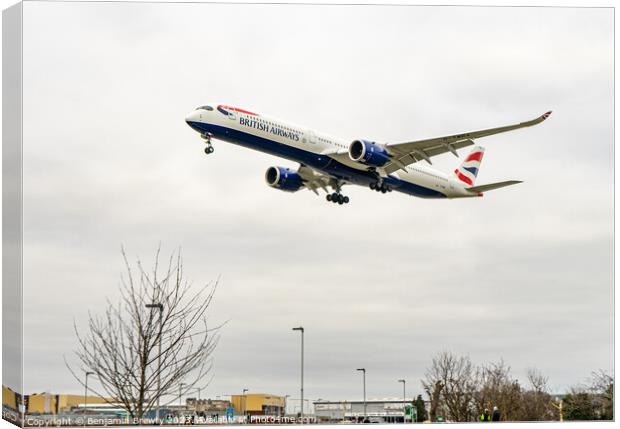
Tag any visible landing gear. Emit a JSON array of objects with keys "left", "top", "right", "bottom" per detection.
[
  {"left": 326, "top": 192, "right": 350, "bottom": 205},
  {"left": 370, "top": 181, "right": 392, "bottom": 194},
  {"left": 201, "top": 133, "right": 214, "bottom": 155},
  {"left": 325, "top": 182, "right": 350, "bottom": 205}
]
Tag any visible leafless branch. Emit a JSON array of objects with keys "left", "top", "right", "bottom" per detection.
[{"left": 66, "top": 246, "right": 220, "bottom": 420}]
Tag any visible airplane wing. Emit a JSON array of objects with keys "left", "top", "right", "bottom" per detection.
[
  {"left": 297, "top": 164, "right": 344, "bottom": 195},
  {"left": 380, "top": 111, "right": 552, "bottom": 175}
]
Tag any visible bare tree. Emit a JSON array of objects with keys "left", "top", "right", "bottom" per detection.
[
  {"left": 520, "top": 368, "right": 555, "bottom": 421},
  {"left": 422, "top": 351, "right": 477, "bottom": 422},
  {"left": 472, "top": 360, "right": 522, "bottom": 421},
  {"left": 421, "top": 353, "right": 602, "bottom": 422},
  {"left": 589, "top": 369, "right": 613, "bottom": 398},
  {"left": 66, "top": 247, "right": 220, "bottom": 422},
  {"left": 588, "top": 370, "right": 613, "bottom": 420},
  {"left": 424, "top": 380, "right": 443, "bottom": 422},
  {"left": 563, "top": 370, "right": 613, "bottom": 421}
]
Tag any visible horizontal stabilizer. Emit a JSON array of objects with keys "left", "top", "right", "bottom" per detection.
[{"left": 467, "top": 180, "right": 522, "bottom": 193}]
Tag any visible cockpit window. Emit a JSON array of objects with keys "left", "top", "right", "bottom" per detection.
[{"left": 196, "top": 105, "right": 213, "bottom": 111}]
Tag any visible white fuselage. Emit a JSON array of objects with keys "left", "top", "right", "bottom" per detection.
[{"left": 185, "top": 104, "right": 478, "bottom": 199}]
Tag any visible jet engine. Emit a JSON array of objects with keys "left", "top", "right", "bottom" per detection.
[
  {"left": 348, "top": 139, "right": 390, "bottom": 167},
  {"left": 265, "top": 166, "right": 304, "bottom": 192}
]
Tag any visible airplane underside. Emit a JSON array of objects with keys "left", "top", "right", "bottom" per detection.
[{"left": 188, "top": 121, "right": 447, "bottom": 200}]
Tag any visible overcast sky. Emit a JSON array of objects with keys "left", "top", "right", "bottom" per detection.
[{"left": 17, "top": 2, "right": 612, "bottom": 404}]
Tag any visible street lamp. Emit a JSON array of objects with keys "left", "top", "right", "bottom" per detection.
[
  {"left": 242, "top": 388, "right": 249, "bottom": 423},
  {"left": 179, "top": 382, "right": 186, "bottom": 411},
  {"left": 84, "top": 371, "right": 94, "bottom": 426},
  {"left": 398, "top": 380, "right": 406, "bottom": 423},
  {"left": 145, "top": 302, "right": 163, "bottom": 424},
  {"left": 292, "top": 327, "right": 305, "bottom": 420},
  {"left": 356, "top": 368, "right": 366, "bottom": 421}
]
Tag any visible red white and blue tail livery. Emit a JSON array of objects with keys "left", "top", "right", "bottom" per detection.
[
  {"left": 454, "top": 146, "right": 485, "bottom": 186},
  {"left": 185, "top": 105, "right": 551, "bottom": 205}
]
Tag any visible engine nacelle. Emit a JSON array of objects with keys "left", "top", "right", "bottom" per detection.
[
  {"left": 265, "top": 166, "right": 303, "bottom": 192},
  {"left": 348, "top": 139, "right": 390, "bottom": 167}
]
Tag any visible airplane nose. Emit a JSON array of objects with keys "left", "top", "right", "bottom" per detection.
[{"left": 185, "top": 110, "right": 200, "bottom": 124}]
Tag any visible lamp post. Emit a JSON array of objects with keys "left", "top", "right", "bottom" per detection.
[
  {"left": 145, "top": 303, "right": 163, "bottom": 424},
  {"left": 179, "top": 382, "right": 186, "bottom": 414},
  {"left": 398, "top": 380, "right": 406, "bottom": 423},
  {"left": 242, "top": 388, "right": 249, "bottom": 423},
  {"left": 84, "top": 371, "right": 94, "bottom": 426},
  {"left": 292, "top": 327, "right": 304, "bottom": 420},
  {"left": 356, "top": 368, "right": 366, "bottom": 421},
  {"left": 187, "top": 386, "right": 201, "bottom": 400}
]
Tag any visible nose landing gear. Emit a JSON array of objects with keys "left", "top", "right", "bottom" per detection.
[{"left": 201, "top": 133, "right": 214, "bottom": 155}]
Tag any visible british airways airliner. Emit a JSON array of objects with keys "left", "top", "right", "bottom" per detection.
[{"left": 185, "top": 105, "right": 551, "bottom": 205}]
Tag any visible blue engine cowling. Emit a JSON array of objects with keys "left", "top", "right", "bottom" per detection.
[
  {"left": 265, "top": 166, "right": 304, "bottom": 192},
  {"left": 348, "top": 139, "right": 390, "bottom": 167}
]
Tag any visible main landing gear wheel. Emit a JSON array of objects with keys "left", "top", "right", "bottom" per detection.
[
  {"left": 204, "top": 145, "right": 214, "bottom": 154},
  {"left": 326, "top": 193, "right": 350, "bottom": 205},
  {"left": 370, "top": 182, "right": 392, "bottom": 193}
]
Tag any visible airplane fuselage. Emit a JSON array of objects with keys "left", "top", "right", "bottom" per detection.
[{"left": 185, "top": 104, "right": 480, "bottom": 199}]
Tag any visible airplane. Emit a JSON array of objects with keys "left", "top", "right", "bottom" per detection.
[{"left": 185, "top": 105, "right": 551, "bottom": 205}]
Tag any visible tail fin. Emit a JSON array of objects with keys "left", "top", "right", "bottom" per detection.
[{"left": 453, "top": 145, "right": 485, "bottom": 186}]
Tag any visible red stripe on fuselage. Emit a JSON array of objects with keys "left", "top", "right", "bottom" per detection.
[
  {"left": 465, "top": 152, "right": 483, "bottom": 162},
  {"left": 454, "top": 169, "right": 474, "bottom": 185},
  {"left": 219, "top": 105, "right": 259, "bottom": 116}
]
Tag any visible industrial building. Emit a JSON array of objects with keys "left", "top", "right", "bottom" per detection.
[
  {"left": 3, "top": 385, "right": 286, "bottom": 422},
  {"left": 186, "top": 398, "right": 231, "bottom": 418},
  {"left": 2, "top": 386, "right": 112, "bottom": 415},
  {"left": 2, "top": 386, "right": 19, "bottom": 412},
  {"left": 28, "top": 393, "right": 112, "bottom": 415},
  {"left": 230, "top": 393, "right": 285, "bottom": 417},
  {"left": 314, "top": 398, "right": 428, "bottom": 423}
]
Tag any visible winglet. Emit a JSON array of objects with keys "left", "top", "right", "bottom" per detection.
[{"left": 540, "top": 111, "right": 552, "bottom": 121}]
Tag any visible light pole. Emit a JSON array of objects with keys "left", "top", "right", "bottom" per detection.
[
  {"left": 356, "top": 368, "right": 366, "bottom": 421},
  {"left": 292, "top": 327, "right": 304, "bottom": 420},
  {"left": 186, "top": 386, "right": 201, "bottom": 401},
  {"left": 398, "top": 380, "right": 406, "bottom": 423},
  {"left": 242, "top": 388, "right": 249, "bottom": 423},
  {"left": 84, "top": 371, "right": 94, "bottom": 426},
  {"left": 179, "top": 382, "right": 186, "bottom": 411},
  {"left": 145, "top": 302, "right": 163, "bottom": 424}
]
